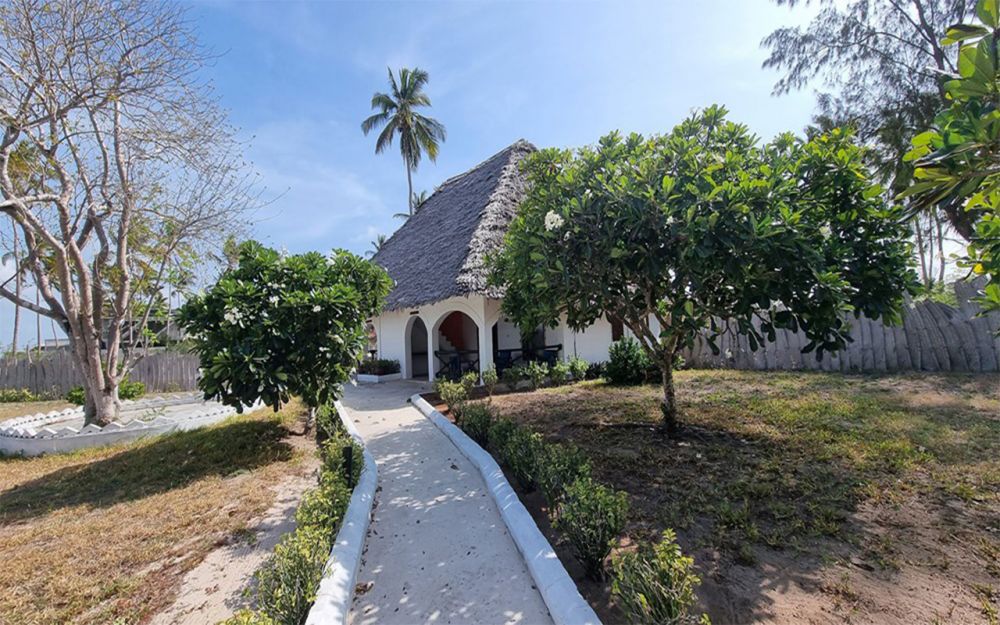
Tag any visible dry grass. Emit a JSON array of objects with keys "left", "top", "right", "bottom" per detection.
[
  {"left": 0, "top": 400, "right": 313, "bottom": 625},
  {"left": 486, "top": 370, "right": 1000, "bottom": 624},
  {"left": 0, "top": 400, "right": 71, "bottom": 421}
]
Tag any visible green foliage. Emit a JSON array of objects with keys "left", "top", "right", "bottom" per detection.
[
  {"left": 481, "top": 365, "right": 498, "bottom": 396},
  {"left": 491, "top": 107, "right": 917, "bottom": 427},
  {"left": 555, "top": 477, "right": 629, "bottom": 579},
  {"left": 253, "top": 526, "right": 329, "bottom": 625},
  {"left": 497, "top": 425, "right": 545, "bottom": 490},
  {"left": 295, "top": 472, "right": 352, "bottom": 539},
  {"left": 0, "top": 388, "right": 36, "bottom": 402},
  {"left": 611, "top": 529, "right": 708, "bottom": 625},
  {"left": 568, "top": 357, "right": 589, "bottom": 382},
  {"left": 177, "top": 241, "right": 391, "bottom": 411},
  {"left": 607, "top": 337, "right": 653, "bottom": 385},
  {"left": 356, "top": 359, "right": 400, "bottom": 375},
  {"left": 434, "top": 379, "right": 467, "bottom": 411},
  {"left": 487, "top": 417, "right": 519, "bottom": 455},
  {"left": 460, "top": 370, "right": 479, "bottom": 395},
  {"left": 220, "top": 611, "right": 278, "bottom": 625},
  {"left": 458, "top": 401, "right": 495, "bottom": 447},
  {"left": 536, "top": 442, "right": 592, "bottom": 507},
  {"left": 585, "top": 361, "right": 606, "bottom": 380},
  {"left": 500, "top": 365, "right": 523, "bottom": 387},
  {"left": 320, "top": 431, "right": 363, "bottom": 488},
  {"left": 523, "top": 360, "right": 549, "bottom": 390},
  {"left": 550, "top": 361, "right": 571, "bottom": 385},
  {"left": 314, "top": 403, "right": 342, "bottom": 444},
  {"left": 65, "top": 378, "right": 145, "bottom": 406},
  {"left": 901, "top": 0, "right": 1000, "bottom": 312}
]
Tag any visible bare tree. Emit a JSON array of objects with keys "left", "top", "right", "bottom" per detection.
[{"left": 0, "top": 0, "right": 257, "bottom": 425}]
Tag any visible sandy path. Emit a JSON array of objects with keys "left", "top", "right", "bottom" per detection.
[
  {"left": 343, "top": 381, "right": 553, "bottom": 625},
  {"left": 150, "top": 468, "right": 317, "bottom": 625}
]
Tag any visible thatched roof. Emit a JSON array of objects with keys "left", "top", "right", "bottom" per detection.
[{"left": 373, "top": 140, "right": 536, "bottom": 311}]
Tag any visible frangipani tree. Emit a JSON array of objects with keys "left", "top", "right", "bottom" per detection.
[
  {"left": 491, "top": 106, "right": 916, "bottom": 435},
  {"left": 178, "top": 242, "right": 391, "bottom": 412}
]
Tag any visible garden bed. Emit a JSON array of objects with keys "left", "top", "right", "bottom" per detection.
[{"left": 444, "top": 370, "right": 999, "bottom": 624}]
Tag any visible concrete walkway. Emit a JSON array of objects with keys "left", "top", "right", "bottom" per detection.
[{"left": 342, "top": 381, "right": 553, "bottom": 625}]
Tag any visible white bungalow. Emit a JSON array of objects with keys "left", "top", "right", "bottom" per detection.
[{"left": 369, "top": 140, "right": 625, "bottom": 381}]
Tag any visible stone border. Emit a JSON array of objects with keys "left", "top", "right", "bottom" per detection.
[
  {"left": 355, "top": 372, "right": 402, "bottom": 384},
  {"left": 410, "top": 393, "right": 602, "bottom": 625},
  {"left": 305, "top": 399, "right": 378, "bottom": 625},
  {"left": 0, "top": 394, "right": 257, "bottom": 456}
]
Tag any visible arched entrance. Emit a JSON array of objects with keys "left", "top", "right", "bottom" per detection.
[
  {"left": 406, "top": 317, "right": 429, "bottom": 380},
  {"left": 433, "top": 311, "right": 480, "bottom": 380}
]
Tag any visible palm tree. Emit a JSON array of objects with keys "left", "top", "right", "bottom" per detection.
[
  {"left": 394, "top": 189, "right": 430, "bottom": 221},
  {"left": 361, "top": 67, "right": 446, "bottom": 215},
  {"left": 368, "top": 234, "right": 387, "bottom": 258}
]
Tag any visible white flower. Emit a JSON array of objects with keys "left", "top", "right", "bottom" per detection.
[
  {"left": 820, "top": 225, "right": 833, "bottom": 238},
  {"left": 544, "top": 211, "right": 565, "bottom": 231},
  {"left": 269, "top": 295, "right": 280, "bottom": 305},
  {"left": 223, "top": 306, "right": 244, "bottom": 327},
  {"left": 312, "top": 304, "right": 322, "bottom": 313},
  {"left": 665, "top": 216, "right": 676, "bottom": 226}
]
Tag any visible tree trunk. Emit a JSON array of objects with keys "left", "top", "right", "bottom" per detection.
[
  {"left": 914, "top": 222, "right": 929, "bottom": 285},
  {"left": 84, "top": 382, "right": 120, "bottom": 427},
  {"left": 405, "top": 160, "right": 414, "bottom": 215},
  {"left": 935, "top": 212, "right": 946, "bottom": 285},
  {"left": 11, "top": 230, "right": 20, "bottom": 358},
  {"left": 660, "top": 365, "right": 678, "bottom": 437}
]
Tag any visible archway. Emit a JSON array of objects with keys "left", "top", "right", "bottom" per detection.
[
  {"left": 406, "top": 316, "right": 428, "bottom": 380},
  {"left": 433, "top": 311, "right": 479, "bottom": 380}
]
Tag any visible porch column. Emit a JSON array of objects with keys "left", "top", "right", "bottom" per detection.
[
  {"left": 427, "top": 327, "right": 439, "bottom": 382},
  {"left": 478, "top": 319, "right": 493, "bottom": 378}
]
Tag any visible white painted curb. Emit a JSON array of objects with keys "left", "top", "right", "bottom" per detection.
[
  {"left": 410, "top": 393, "right": 602, "bottom": 625},
  {"left": 355, "top": 372, "right": 402, "bottom": 384},
  {"left": 305, "top": 399, "right": 378, "bottom": 625}
]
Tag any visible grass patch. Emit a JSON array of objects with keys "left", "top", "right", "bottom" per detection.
[
  {"left": 0, "top": 400, "right": 311, "bottom": 625},
  {"left": 486, "top": 370, "right": 1000, "bottom": 622}
]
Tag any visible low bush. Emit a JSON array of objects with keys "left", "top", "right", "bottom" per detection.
[
  {"left": 487, "top": 416, "right": 519, "bottom": 454},
  {"left": 523, "top": 360, "right": 549, "bottom": 390},
  {"left": 498, "top": 425, "right": 545, "bottom": 491},
  {"left": 611, "top": 529, "right": 708, "bottom": 625},
  {"left": 458, "top": 401, "right": 494, "bottom": 447},
  {"left": 606, "top": 337, "right": 652, "bottom": 385},
  {"left": 568, "top": 357, "right": 589, "bottom": 382},
  {"left": 481, "top": 366, "right": 498, "bottom": 396},
  {"left": 500, "top": 365, "right": 524, "bottom": 388},
  {"left": 314, "top": 403, "right": 343, "bottom": 443},
  {"left": 221, "top": 611, "right": 278, "bottom": 625},
  {"left": 434, "top": 379, "right": 467, "bottom": 413},
  {"left": 585, "top": 361, "right": 606, "bottom": 380},
  {"left": 320, "top": 430, "right": 363, "bottom": 487},
  {"left": 254, "top": 525, "right": 330, "bottom": 625},
  {"left": 0, "top": 388, "right": 36, "bottom": 402},
  {"left": 536, "top": 443, "right": 592, "bottom": 507},
  {"left": 296, "top": 473, "right": 352, "bottom": 539},
  {"left": 65, "top": 378, "right": 145, "bottom": 406},
  {"left": 550, "top": 361, "right": 571, "bottom": 386},
  {"left": 356, "top": 358, "right": 400, "bottom": 376},
  {"left": 555, "top": 476, "right": 629, "bottom": 579}
]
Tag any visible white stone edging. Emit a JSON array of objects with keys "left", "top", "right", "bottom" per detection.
[
  {"left": 410, "top": 393, "right": 602, "bottom": 625},
  {"left": 355, "top": 372, "right": 402, "bottom": 384},
  {"left": 0, "top": 394, "right": 258, "bottom": 457},
  {"left": 305, "top": 399, "right": 378, "bottom": 625}
]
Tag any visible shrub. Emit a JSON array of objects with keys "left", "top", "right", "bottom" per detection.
[
  {"left": 585, "top": 361, "right": 606, "bottom": 380},
  {"left": 536, "top": 443, "right": 592, "bottom": 507},
  {"left": 500, "top": 365, "right": 524, "bottom": 388},
  {"left": 320, "top": 431, "right": 363, "bottom": 487},
  {"left": 481, "top": 366, "right": 498, "bottom": 396},
  {"left": 460, "top": 370, "right": 479, "bottom": 395},
  {"left": 498, "top": 425, "right": 545, "bottom": 490},
  {"left": 434, "top": 379, "right": 467, "bottom": 412},
  {"left": 254, "top": 526, "right": 329, "bottom": 625},
  {"left": 606, "top": 337, "right": 651, "bottom": 385},
  {"left": 314, "top": 403, "right": 343, "bottom": 444},
  {"left": 0, "top": 388, "right": 36, "bottom": 402},
  {"left": 65, "top": 378, "right": 145, "bottom": 406},
  {"left": 550, "top": 361, "right": 571, "bottom": 386},
  {"left": 295, "top": 475, "right": 352, "bottom": 539},
  {"left": 568, "top": 357, "right": 588, "bottom": 382},
  {"left": 523, "top": 360, "right": 549, "bottom": 390},
  {"left": 611, "top": 529, "right": 708, "bottom": 625},
  {"left": 220, "top": 611, "right": 278, "bottom": 625},
  {"left": 459, "top": 401, "right": 494, "bottom": 447},
  {"left": 487, "top": 417, "right": 519, "bottom": 454},
  {"left": 555, "top": 477, "right": 629, "bottom": 579},
  {"left": 356, "top": 358, "right": 400, "bottom": 375}
]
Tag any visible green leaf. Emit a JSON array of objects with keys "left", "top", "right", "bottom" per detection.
[
  {"left": 977, "top": 0, "right": 1000, "bottom": 29},
  {"left": 942, "top": 23, "right": 991, "bottom": 45}
]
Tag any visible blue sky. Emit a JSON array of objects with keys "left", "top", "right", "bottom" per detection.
[{"left": 1, "top": 0, "right": 822, "bottom": 347}]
